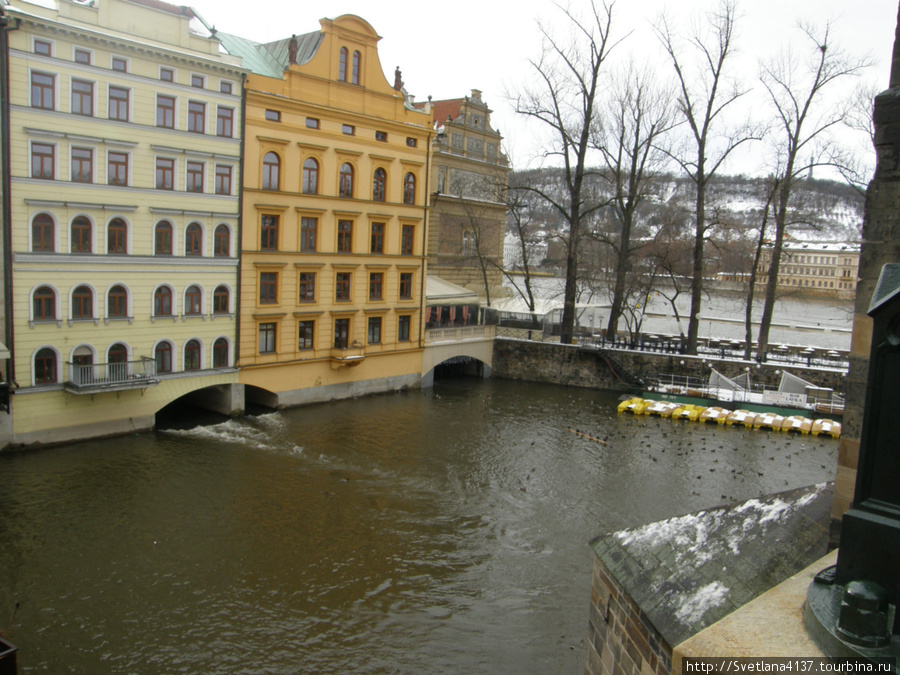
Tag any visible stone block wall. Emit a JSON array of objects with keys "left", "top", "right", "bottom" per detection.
[{"left": 586, "top": 556, "right": 672, "bottom": 675}]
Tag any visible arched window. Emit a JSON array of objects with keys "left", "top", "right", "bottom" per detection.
[
  {"left": 154, "top": 286, "right": 173, "bottom": 316},
  {"left": 403, "top": 172, "right": 416, "bottom": 205},
  {"left": 372, "top": 168, "right": 386, "bottom": 202},
  {"left": 339, "top": 163, "right": 354, "bottom": 198},
  {"left": 155, "top": 341, "right": 173, "bottom": 373},
  {"left": 35, "top": 347, "right": 58, "bottom": 384},
  {"left": 155, "top": 221, "right": 173, "bottom": 255},
  {"left": 351, "top": 50, "right": 360, "bottom": 85},
  {"left": 214, "top": 224, "right": 230, "bottom": 257},
  {"left": 185, "top": 285, "right": 202, "bottom": 315},
  {"left": 108, "top": 342, "right": 128, "bottom": 363},
  {"left": 32, "top": 213, "right": 55, "bottom": 252},
  {"left": 262, "top": 152, "right": 280, "bottom": 190},
  {"left": 184, "top": 339, "right": 201, "bottom": 371},
  {"left": 302, "top": 158, "right": 319, "bottom": 194},
  {"left": 107, "top": 218, "right": 127, "bottom": 254},
  {"left": 213, "top": 285, "right": 230, "bottom": 314},
  {"left": 339, "top": 47, "right": 348, "bottom": 81},
  {"left": 213, "top": 337, "right": 229, "bottom": 368},
  {"left": 72, "top": 285, "right": 94, "bottom": 319},
  {"left": 185, "top": 223, "right": 202, "bottom": 256},
  {"left": 33, "top": 286, "right": 56, "bottom": 320},
  {"left": 71, "top": 216, "right": 92, "bottom": 253}
]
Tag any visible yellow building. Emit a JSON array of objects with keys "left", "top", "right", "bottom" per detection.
[
  {"left": 757, "top": 241, "right": 860, "bottom": 300},
  {"left": 2, "top": 0, "right": 247, "bottom": 445},
  {"left": 213, "top": 15, "right": 432, "bottom": 407}
]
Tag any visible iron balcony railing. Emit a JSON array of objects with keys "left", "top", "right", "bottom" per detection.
[{"left": 65, "top": 357, "right": 159, "bottom": 394}]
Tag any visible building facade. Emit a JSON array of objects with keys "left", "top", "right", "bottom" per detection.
[
  {"left": 2, "top": 0, "right": 246, "bottom": 445},
  {"left": 425, "top": 89, "right": 508, "bottom": 302},
  {"left": 214, "top": 15, "right": 432, "bottom": 408},
  {"left": 756, "top": 240, "right": 860, "bottom": 299}
]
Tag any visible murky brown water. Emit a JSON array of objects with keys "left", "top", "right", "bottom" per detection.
[{"left": 0, "top": 378, "right": 837, "bottom": 673}]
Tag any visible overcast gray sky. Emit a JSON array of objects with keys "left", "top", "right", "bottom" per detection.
[{"left": 188, "top": 0, "right": 898, "bottom": 175}]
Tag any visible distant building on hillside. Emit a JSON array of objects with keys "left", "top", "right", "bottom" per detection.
[
  {"left": 503, "top": 230, "right": 548, "bottom": 270},
  {"left": 755, "top": 241, "right": 860, "bottom": 299}
]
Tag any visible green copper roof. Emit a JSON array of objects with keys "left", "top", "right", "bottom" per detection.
[{"left": 215, "top": 29, "right": 323, "bottom": 78}]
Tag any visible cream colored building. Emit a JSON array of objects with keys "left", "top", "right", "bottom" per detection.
[
  {"left": 213, "top": 15, "right": 432, "bottom": 407},
  {"left": 757, "top": 240, "right": 860, "bottom": 300},
  {"left": 2, "top": 0, "right": 246, "bottom": 445}
]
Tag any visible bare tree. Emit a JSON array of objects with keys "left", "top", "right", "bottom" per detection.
[
  {"left": 756, "top": 21, "right": 872, "bottom": 357},
  {"left": 593, "top": 62, "right": 675, "bottom": 339},
  {"left": 496, "top": 179, "right": 545, "bottom": 328},
  {"left": 743, "top": 177, "right": 779, "bottom": 360},
  {"left": 514, "top": 0, "right": 622, "bottom": 344},
  {"left": 656, "top": 0, "right": 761, "bottom": 354}
]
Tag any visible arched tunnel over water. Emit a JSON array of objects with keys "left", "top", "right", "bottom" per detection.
[{"left": 0, "top": 378, "right": 837, "bottom": 673}]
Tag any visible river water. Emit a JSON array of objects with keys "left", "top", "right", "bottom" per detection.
[{"left": 0, "top": 379, "right": 838, "bottom": 674}]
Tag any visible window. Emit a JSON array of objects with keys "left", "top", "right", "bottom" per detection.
[
  {"left": 370, "top": 222, "right": 384, "bottom": 254},
  {"left": 107, "top": 218, "right": 127, "bottom": 254},
  {"left": 72, "top": 285, "right": 93, "bottom": 319},
  {"left": 398, "top": 315, "right": 411, "bottom": 342},
  {"left": 188, "top": 101, "right": 205, "bottom": 133},
  {"left": 35, "top": 348, "right": 58, "bottom": 384},
  {"left": 342, "top": 124, "right": 355, "bottom": 135},
  {"left": 368, "top": 316, "right": 382, "bottom": 344},
  {"left": 155, "top": 342, "right": 173, "bottom": 373},
  {"left": 300, "top": 217, "right": 317, "bottom": 252},
  {"left": 259, "top": 323, "right": 276, "bottom": 353},
  {"left": 71, "top": 216, "right": 92, "bottom": 253},
  {"left": 31, "top": 142, "right": 55, "bottom": 179},
  {"left": 71, "top": 147, "right": 93, "bottom": 183},
  {"left": 214, "top": 225, "right": 230, "bottom": 257},
  {"left": 404, "top": 173, "right": 416, "bottom": 205},
  {"left": 298, "top": 272, "right": 316, "bottom": 302},
  {"left": 74, "top": 49, "right": 91, "bottom": 65},
  {"left": 339, "top": 47, "right": 348, "bottom": 81},
  {"left": 108, "top": 285, "right": 127, "bottom": 318},
  {"left": 185, "top": 285, "right": 202, "bottom": 315},
  {"left": 34, "top": 40, "right": 52, "bottom": 56},
  {"left": 406, "top": 137, "right": 418, "bottom": 148},
  {"left": 108, "top": 343, "right": 128, "bottom": 364},
  {"left": 160, "top": 67, "right": 174, "bottom": 82},
  {"left": 111, "top": 57, "right": 128, "bottom": 72},
  {"left": 191, "top": 74, "right": 204, "bottom": 89},
  {"left": 376, "top": 130, "right": 387, "bottom": 142},
  {"left": 109, "top": 86, "right": 129, "bottom": 120},
  {"left": 399, "top": 272, "right": 413, "bottom": 300},
  {"left": 155, "top": 221, "right": 173, "bottom": 255},
  {"left": 31, "top": 72, "right": 55, "bottom": 109},
  {"left": 401, "top": 225, "right": 414, "bottom": 255},
  {"left": 334, "top": 318, "right": 349, "bottom": 349},
  {"left": 265, "top": 109, "right": 281, "bottom": 122},
  {"left": 351, "top": 51, "right": 360, "bottom": 85},
  {"left": 306, "top": 117, "right": 319, "bottom": 129},
  {"left": 216, "top": 106, "right": 234, "bottom": 137},
  {"left": 215, "top": 165, "right": 232, "bottom": 195},
  {"left": 32, "top": 214, "right": 55, "bottom": 252},
  {"left": 372, "top": 168, "right": 386, "bottom": 201},
  {"left": 262, "top": 152, "right": 280, "bottom": 190},
  {"left": 335, "top": 272, "right": 351, "bottom": 301},
  {"left": 71, "top": 79, "right": 93, "bottom": 116},
  {"left": 339, "top": 163, "right": 354, "bottom": 198},
  {"left": 33, "top": 286, "right": 56, "bottom": 320},
  {"left": 220, "top": 81, "right": 233, "bottom": 95},
  {"left": 156, "top": 158, "right": 175, "bottom": 190},
  {"left": 213, "top": 285, "right": 230, "bottom": 314},
  {"left": 185, "top": 223, "right": 202, "bottom": 256},
  {"left": 156, "top": 95, "right": 175, "bottom": 128},
  {"left": 337, "top": 220, "right": 353, "bottom": 253},
  {"left": 298, "top": 321, "right": 315, "bottom": 350},
  {"left": 369, "top": 273, "right": 383, "bottom": 301},
  {"left": 260, "top": 215, "right": 279, "bottom": 250},
  {"left": 186, "top": 161, "right": 204, "bottom": 192},
  {"left": 302, "top": 158, "right": 319, "bottom": 194},
  {"left": 260, "top": 272, "right": 278, "bottom": 304},
  {"left": 108, "top": 151, "right": 128, "bottom": 186},
  {"left": 213, "top": 338, "right": 229, "bottom": 367},
  {"left": 154, "top": 287, "right": 173, "bottom": 316}
]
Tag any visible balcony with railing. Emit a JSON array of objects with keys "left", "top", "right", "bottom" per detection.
[{"left": 64, "top": 357, "right": 160, "bottom": 394}]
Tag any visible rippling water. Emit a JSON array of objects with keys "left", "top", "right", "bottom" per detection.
[{"left": 0, "top": 379, "right": 837, "bottom": 673}]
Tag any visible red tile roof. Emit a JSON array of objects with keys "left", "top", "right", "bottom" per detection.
[{"left": 429, "top": 99, "right": 463, "bottom": 124}]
